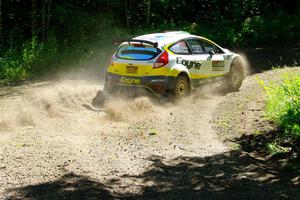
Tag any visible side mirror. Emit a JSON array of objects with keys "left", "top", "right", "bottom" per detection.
[{"left": 208, "top": 50, "right": 215, "bottom": 57}]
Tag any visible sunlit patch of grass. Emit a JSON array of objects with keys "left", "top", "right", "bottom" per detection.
[
  {"left": 263, "top": 73, "right": 300, "bottom": 138},
  {"left": 266, "top": 142, "right": 291, "bottom": 155},
  {"left": 230, "top": 143, "right": 241, "bottom": 150},
  {"left": 260, "top": 72, "right": 300, "bottom": 157},
  {"left": 254, "top": 130, "right": 263, "bottom": 136}
]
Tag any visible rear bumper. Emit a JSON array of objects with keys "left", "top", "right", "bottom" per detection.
[{"left": 104, "top": 72, "right": 175, "bottom": 96}]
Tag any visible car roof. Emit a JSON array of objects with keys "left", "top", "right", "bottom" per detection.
[
  {"left": 131, "top": 31, "right": 192, "bottom": 47},
  {"left": 131, "top": 31, "right": 214, "bottom": 48},
  {"left": 118, "top": 31, "right": 224, "bottom": 51}
]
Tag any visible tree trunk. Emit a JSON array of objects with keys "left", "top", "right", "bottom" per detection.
[
  {"left": 125, "top": 0, "right": 129, "bottom": 28},
  {"left": 41, "top": 0, "right": 46, "bottom": 41},
  {"left": 0, "top": 0, "right": 3, "bottom": 47},
  {"left": 144, "top": 0, "right": 151, "bottom": 26},
  {"left": 31, "top": 0, "right": 38, "bottom": 38},
  {"left": 46, "top": 0, "right": 52, "bottom": 41}
]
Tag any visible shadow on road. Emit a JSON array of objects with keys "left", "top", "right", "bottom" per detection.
[{"left": 5, "top": 145, "right": 300, "bottom": 200}]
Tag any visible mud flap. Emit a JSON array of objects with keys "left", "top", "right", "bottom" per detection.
[{"left": 92, "top": 90, "right": 106, "bottom": 108}]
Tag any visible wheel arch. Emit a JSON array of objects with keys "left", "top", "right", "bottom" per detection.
[
  {"left": 167, "top": 61, "right": 191, "bottom": 78},
  {"left": 166, "top": 70, "right": 191, "bottom": 91},
  {"left": 177, "top": 71, "right": 191, "bottom": 83}
]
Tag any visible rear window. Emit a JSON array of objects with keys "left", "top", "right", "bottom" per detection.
[{"left": 116, "top": 45, "right": 161, "bottom": 60}]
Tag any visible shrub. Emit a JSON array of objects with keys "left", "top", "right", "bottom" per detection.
[
  {"left": 0, "top": 48, "right": 28, "bottom": 82},
  {"left": 0, "top": 37, "right": 58, "bottom": 83}
]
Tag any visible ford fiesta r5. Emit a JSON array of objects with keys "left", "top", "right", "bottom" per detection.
[{"left": 104, "top": 31, "right": 244, "bottom": 98}]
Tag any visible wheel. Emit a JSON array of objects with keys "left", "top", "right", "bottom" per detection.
[
  {"left": 172, "top": 75, "right": 191, "bottom": 98},
  {"left": 225, "top": 59, "right": 244, "bottom": 92}
]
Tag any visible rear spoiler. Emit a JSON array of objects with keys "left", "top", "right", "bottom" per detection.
[{"left": 128, "top": 39, "right": 158, "bottom": 48}]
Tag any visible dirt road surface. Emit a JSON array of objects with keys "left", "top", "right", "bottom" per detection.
[{"left": 0, "top": 67, "right": 299, "bottom": 199}]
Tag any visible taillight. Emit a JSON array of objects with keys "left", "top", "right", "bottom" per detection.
[{"left": 153, "top": 51, "right": 169, "bottom": 68}]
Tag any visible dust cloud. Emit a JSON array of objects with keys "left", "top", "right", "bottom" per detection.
[
  {"left": 236, "top": 52, "right": 251, "bottom": 76},
  {"left": 0, "top": 79, "right": 158, "bottom": 131},
  {"left": 0, "top": 79, "right": 229, "bottom": 131},
  {"left": 104, "top": 97, "right": 154, "bottom": 121},
  {"left": 0, "top": 52, "right": 251, "bottom": 132}
]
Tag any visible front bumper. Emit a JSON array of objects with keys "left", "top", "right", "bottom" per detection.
[{"left": 104, "top": 72, "right": 175, "bottom": 96}]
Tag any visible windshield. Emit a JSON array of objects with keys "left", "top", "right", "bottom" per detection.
[{"left": 116, "top": 44, "right": 161, "bottom": 60}]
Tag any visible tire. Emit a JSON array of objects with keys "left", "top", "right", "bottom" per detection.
[
  {"left": 171, "top": 75, "right": 191, "bottom": 98},
  {"left": 225, "top": 59, "right": 244, "bottom": 92}
]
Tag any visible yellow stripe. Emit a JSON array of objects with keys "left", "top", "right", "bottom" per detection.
[
  {"left": 200, "top": 37, "right": 217, "bottom": 46},
  {"left": 190, "top": 74, "right": 224, "bottom": 79}
]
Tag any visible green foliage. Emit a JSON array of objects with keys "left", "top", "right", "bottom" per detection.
[
  {"left": 0, "top": 47, "right": 28, "bottom": 82},
  {"left": 2, "top": 66, "right": 28, "bottom": 83},
  {"left": 184, "top": 21, "right": 242, "bottom": 46},
  {"left": 263, "top": 73, "right": 300, "bottom": 138},
  {"left": 0, "top": 37, "right": 58, "bottom": 83},
  {"left": 182, "top": 11, "right": 300, "bottom": 47},
  {"left": 241, "top": 16, "right": 264, "bottom": 43},
  {"left": 1, "top": 0, "right": 300, "bottom": 83},
  {"left": 267, "top": 141, "right": 291, "bottom": 155},
  {"left": 240, "top": 12, "right": 300, "bottom": 44}
]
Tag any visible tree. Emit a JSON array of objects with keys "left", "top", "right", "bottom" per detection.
[
  {"left": 125, "top": 0, "right": 129, "bottom": 28},
  {"left": 41, "top": 0, "right": 46, "bottom": 41},
  {"left": 31, "top": 0, "right": 38, "bottom": 38},
  {"left": 46, "top": 0, "right": 52, "bottom": 41},
  {"left": 0, "top": 0, "right": 3, "bottom": 47},
  {"left": 144, "top": 0, "right": 151, "bottom": 26},
  {"left": 41, "top": 0, "right": 52, "bottom": 41}
]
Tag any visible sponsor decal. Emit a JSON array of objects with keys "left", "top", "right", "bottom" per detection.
[
  {"left": 176, "top": 57, "right": 201, "bottom": 70},
  {"left": 212, "top": 61, "right": 224, "bottom": 67},
  {"left": 212, "top": 61, "right": 224, "bottom": 71},
  {"left": 120, "top": 77, "right": 141, "bottom": 84}
]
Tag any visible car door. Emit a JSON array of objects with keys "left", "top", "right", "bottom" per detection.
[
  {"left": 201, "top": 40, "right": 226, "bottom": 75},
  {"left": 186, "top": 39, "right": 211, "bottom": 78},
  {"left": 187, "top": 39, "right": 226, "bottom": 77}
]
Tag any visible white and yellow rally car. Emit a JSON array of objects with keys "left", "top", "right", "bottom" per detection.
[{"left": 104, "top": 31, "right": 244, "bottom": 98}]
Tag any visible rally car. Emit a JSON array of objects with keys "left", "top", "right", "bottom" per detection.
[{"left": 103, "top": 31, "right": 244, "bottom": 98}]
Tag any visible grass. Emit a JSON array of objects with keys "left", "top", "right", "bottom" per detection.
[
  {"left": 263, "top": 73, "right": 300, "bottom": 137},
  {"left": 267, "top": 142, "right": 291, "bottom": 155},
  {"left": 261, "top": 72, "right": 300, "bottom": 156}
]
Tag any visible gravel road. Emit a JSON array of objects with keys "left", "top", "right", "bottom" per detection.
[
  {"left": 0, "top": 67, "right": 299, "bottom": 199},
  {"left": 0, "top": 78, "right": 228, "bottom": 196}
]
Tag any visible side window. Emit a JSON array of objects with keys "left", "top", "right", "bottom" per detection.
[
  {"left": 201, "top": 41, "right": 224, "bottom": 54},
  {"left": 169, "top": 41, "right": 190, "bottom": 54},
  {"left": 214, "top": 46, "right": 224, "bottom": 54},
  {"left": 201, "top": 41, "right": 215, "bottom": 53},
  {"left": 187, "top": 39, "right": 204, "bottom": 54}
]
